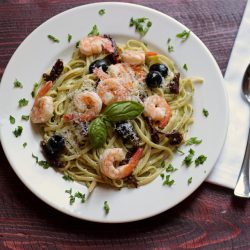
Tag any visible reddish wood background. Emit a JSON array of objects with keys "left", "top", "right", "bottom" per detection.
[{"left": 0, "top": 0, "right": 249, "bottom": 249}]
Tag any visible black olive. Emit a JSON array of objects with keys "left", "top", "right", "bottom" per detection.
[
  {"left": 149, "top": 63, "right": 168, "bottom": 77},
  {"left": 89, "top": 59, "right": 111, "bottom": 73},
  {"left": 114, "top": 121, "right": 140, "bottom": 147},
  {"left": 145, "top": 71, "right": 162, "bottom": 88},
  {"left": 46, "top": 135, "right": 65, "bottom": 155}
]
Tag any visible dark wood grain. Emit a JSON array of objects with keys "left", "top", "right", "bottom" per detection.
[{"left": 0, "top": 0, "right": 249, "bottom": 249}]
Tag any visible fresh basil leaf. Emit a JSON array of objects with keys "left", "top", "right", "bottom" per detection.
[
  {"left": 88, "top": 117, "right": 107, "bottom": 148},
  {"left": 103, "top": 101, "right": 144, "bottom": 122}
]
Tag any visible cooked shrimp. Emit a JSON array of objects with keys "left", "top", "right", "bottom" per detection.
[
  {"left": 108, "top": 63, "right": 135, "bottom": 82},
  {"left": 144, "top": 94, "right": 172, "bottom": 129},
  {"left": 121, "top": 50, "right": 145, "bottom": 65},
  {"left": 79, "top": 36, "right": 114, "bottom": 56},
  {"left": 31, "top": 81, "right": 54, "bottom": 124},
  {"left": 97, "top": 78, "right": 130, "bottom": 105},
  {"left": 64, "top": 91, "right": 102, "bottom": 122},
  {"left": 100, "top": 148, "right": 143, "bottom": 180}
]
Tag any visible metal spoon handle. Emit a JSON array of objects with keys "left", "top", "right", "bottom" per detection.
[{"left": 234, "top": 124, "right": 250, "bottom": 197}]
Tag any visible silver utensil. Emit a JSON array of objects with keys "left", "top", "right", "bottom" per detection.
[{"left": 234, "top": 63, "right": 250, "bottom": 197}]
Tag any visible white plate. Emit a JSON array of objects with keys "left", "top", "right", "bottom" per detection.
[{"left": 0, "top": 2, "right": 228, "bottom": 223}]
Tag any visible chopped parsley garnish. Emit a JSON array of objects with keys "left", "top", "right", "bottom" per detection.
[
  {"left": 62, "top": 174, "right": 74, "bottom": 181},
  {"left": 203, "top": 108, "right": 209, "bottom": 117},
  {"left": 129, "top": 17, "right": 152, "bottom": 36},
  {"left": 65, "top": 188, "right": 72, "bottom": 195},
  {"left": 75, "top": 40, "right": 80, "bottom": 48},
  {"left": 183, "top": 64, "right": 188, "bottom": 71},
  {"left": 103, "top": 201, "right": 110, "bottom": 214},
  {"left": 13, "top": 126, "right": 23, "bottom": 137},
  {"left": 67, "top": 34, "right": 72, "bottom": 43},
  {"left": 21, "top": 115, "right": 29, "bottom": 121},
  {"left": 176, "top": 148, "right": 185, "bottom": 155},
  {"left": 9, "top": 115, "right": 15, "bottom": 124},
  {"left": 74, "top": 192, "right": 86, "bottom": 203},
  {"left": 195, "top": 155, "right": 207, "bottom": 166},
  {"left": 160, "top": 173, "right": 165, "bottom": 179},
  {"left": 47, "top": 34, "right": 60, "bottom": 43},
  {"left": 167, "top": 38, "right": 174, "bottom": 53},
  {"left": 176, "top": 30, "right": 190, "bottom": 42},
  {"left": 23, "top": 142, "right": 27, "bottom": 148},
  {"left": 186, "top": 137, "right": 202, "bottom": 146},
  {"left": 143, "top": 41, "right": 148, "bottom": 47},
  {"left": 188, "top": 177, "right": 192, "bottom": 185},
  {"left": 163, "top": 175, "right": 175, "bottom": 187},
  {"left": 160, "top": 161, "right": 165, "bottom": 168},
  {"left": 165, "top": 163, "right": 178, "bottom": 173},
  {"left": 31, "top": 82, "right": 39, "bottom": 98},
  {"left": 18, "top": 98, "right": 28, "bottom": 107},
  {"left": 183, "top": 148, "right": 195, "bottom": 167},
  {"left": 88, "top": 25, "right": 99, "bottom": 36},
  {"left": 13, "top": 79, "right": 23, "bottom": 88},
  {"left": 32, "top": 154, "right": 50, "bottom": 169},
  {"left": 65, "top": 189, "right": 86, "bottom": 205},
  {"left": 99, "top": 9, "right": 105, "bottom": 16}
]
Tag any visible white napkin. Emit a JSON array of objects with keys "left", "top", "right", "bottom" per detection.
[{"left": 206, "top": 0, "right": 250, "bottom": 188}]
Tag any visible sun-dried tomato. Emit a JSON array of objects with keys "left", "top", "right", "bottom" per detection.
[
  {"left": 169, "top": 73, "right": 180, "bottom": 94},
  {"left": 43, "top": 59, "right": 64, "bottom": 82},
  {"left": 165, "top": 130, "right": 183, "bottom": 145}
]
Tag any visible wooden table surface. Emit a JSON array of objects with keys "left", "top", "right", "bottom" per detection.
[{"left": 0, "top": 0, "right": 249, "bottom": 249}]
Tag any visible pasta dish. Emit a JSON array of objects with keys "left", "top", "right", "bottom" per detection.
[{"left": 30, "top": 34, "right": 196, "bottom": 192}]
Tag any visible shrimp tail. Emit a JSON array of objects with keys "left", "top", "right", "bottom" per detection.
[
  {"left": 159, "top": 111, "right": 172, "bottom": 129},
  {"left": 37, "top": 81, "right": 53, "bottom": 98},
  {"left": 128, "top": 148, "right": 144, "bottom": 167},
  {"left": 145, "top": 51, "right": 158, "bottom": 57}
]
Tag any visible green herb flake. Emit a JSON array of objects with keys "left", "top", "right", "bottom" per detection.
[
  {"left": 75, "top": 40, "right": 80, "bottom": 48},
  {"left": 18, "top": 98, "right": 28, "bottom": 107},
  {"left": 195, "top": 155, "right": 207, "bottom": 166},
  {"left": 69, "top": 195, "right": 75, "bottom": 205},
  {"left": 203, "top": 108, "right": 209, "bottom": 117},
  {"left": 167, "top": 38, "right": 174, "bottom": 53},
  {"left": 13, "top": 126, "right": 23, "bottom": 137},
  {"left": 183, "top": 64, "right": 188, "bottom": 71},
  {"left": 176, "top": 30, "right": 190, "bottom": 42},
  {"left": 166, "top": 164, "right": 178, "bottom": 173},
  {"left": 23, "top": 142, "right": 27, "bottom": 148},
  {"left": 188, "top": 177, "right": 192, "bottom": 185},
  {"left": 163, "top": 175, "right": 175, "bottom": 187},
  {"left": 129, "top": 17, "right": 152, "bottom": 36},
  {"left": 31, "top": 83, "right": 39, "bottom": 98},
  {"left": 103, "top": 201, "right": 110, "bottom": 214},
  {"left": 160, "top": 161, "right": 165, "bottom": 168},
  {"left": 88, "top": 25, "right": 99, "bottom": 36},
  {"left": 47, "top": 34, "right": 60, "bottom": 43},
  {"left": 143, "top": 41, "right": 148, "bottom": 47},
  {"left": 176, "top": 148, "right": 185, "bottom": 155},
  {"left": 183, "top": 148, "right": 195, "bottom": 167},
  {"left": 67, "top": 34, "right": 72, "bottom": 43},
  {"left": 168, "top": 45, "right": 174, "bottom": 53},
  {"left": 65, "top": 188, "right": 72, "bottom": 195},
  {"left": 13, "top": 79, "right": 23, "bottom": 88},
  {"left": 32, "top": 153, "right": 39, "bottom": 163},
  {"left": 21, "top": 115, "right": 29, "bottom": 121},
  {"left": 74, "top": 192, "right": 86, "bottom": 203},
  {"left": 32, "top": 154, "right": 50, "bottom": 169},
  {"left": 160, "top": 173, "right": 165, "bottom": 179},
  {"left": 9, "top": 115, "right": 15, "bottom": 124},
  {"left": 62, "top": 174, "right": 74, "bottom": 181},
  {"left": 99, "top": 9, "right": 105, "bottom": 16},
  {"left": 186, "top": 137, "right": 202, "bottom": 146},
  {"left": 38, "top": 160, "right": 50, "bottom": 169}
]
